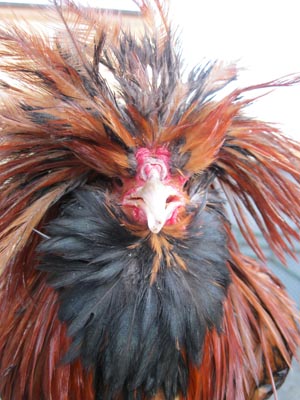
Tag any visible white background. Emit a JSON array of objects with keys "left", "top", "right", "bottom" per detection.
[{"left": 169, "top": 0, "right": 300, "bottom": 141}]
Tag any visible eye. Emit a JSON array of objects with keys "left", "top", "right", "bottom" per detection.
[
  {"left": 114, "top": 178, "right": 123, "bottom": 187},
  {"left": 166, "top": 195, "right": 180, "bottom": 204},
  {"left": 183, "top": 179, "right": 190, "bottom": 191}
]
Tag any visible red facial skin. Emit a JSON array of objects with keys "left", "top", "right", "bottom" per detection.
[{"left": 121, "top": 147, "right": 188, "bottom": 232}]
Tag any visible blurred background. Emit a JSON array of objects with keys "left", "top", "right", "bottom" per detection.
[{"left": 0, "top": 1, "right": 299, "bottom": 398}]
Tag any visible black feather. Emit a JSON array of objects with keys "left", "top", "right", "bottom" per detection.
[{"left": 38, "top": 187, "right": 230, "bottom": 399}]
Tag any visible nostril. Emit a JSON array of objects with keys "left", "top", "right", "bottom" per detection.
[{"left": 129, "top": 196, "right": 144, "bottom": 202}]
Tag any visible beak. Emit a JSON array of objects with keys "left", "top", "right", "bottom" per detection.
[{"left": 123, "top": 175, "right": 185, "bottom": 234}]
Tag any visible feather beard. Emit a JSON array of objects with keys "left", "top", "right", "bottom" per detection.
[{"left": 0, "top": 1, "right": 300, "bottom": 400}]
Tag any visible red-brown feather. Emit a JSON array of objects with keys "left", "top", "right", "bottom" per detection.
[{"left": 0, "top": 1, "right": 300, "bottom": 400}]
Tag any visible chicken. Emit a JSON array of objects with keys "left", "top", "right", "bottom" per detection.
[{"left": 0, "top": 1, "right": 299, "bottom": 399}]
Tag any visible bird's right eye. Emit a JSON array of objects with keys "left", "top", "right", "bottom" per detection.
[{"left": 114, "top": 178, "right": 123, "bottom": 187}]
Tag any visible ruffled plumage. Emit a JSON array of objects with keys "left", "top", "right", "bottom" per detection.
[{"left": 0, "top": 1, "right": 299, "bottom": 399}]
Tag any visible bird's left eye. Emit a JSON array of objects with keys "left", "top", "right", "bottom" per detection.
[{"left": 183, "top": 179, "right": 191, "bottom": 191}]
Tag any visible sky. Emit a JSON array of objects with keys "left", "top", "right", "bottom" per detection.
[{"left": 1, "top": 0, "right": 299, "bottom": 140}]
